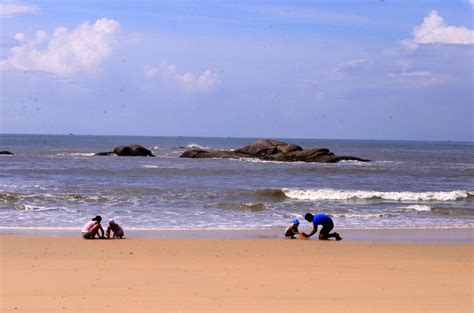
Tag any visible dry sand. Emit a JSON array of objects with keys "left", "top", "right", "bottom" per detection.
[{"left": 1, "top": 236, "right": 472, "bottom": 312}]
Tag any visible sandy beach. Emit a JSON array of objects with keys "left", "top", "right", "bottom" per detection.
[{"left": 1, "top": 236, "right": 472, "bottom": 313}]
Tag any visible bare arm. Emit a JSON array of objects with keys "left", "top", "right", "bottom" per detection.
[
  {"left": 98, "top": 224, "right": 105, "bottom": 238},
  {"left": 305, "top": 226, "right": 318, "bottom": 238}
]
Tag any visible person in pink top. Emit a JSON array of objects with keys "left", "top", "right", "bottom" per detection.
[
  {"left": 81, "top": 215, "right": 105, "bottom": 239},
  {"left": 105, "top": 219, "right": 124, "bottom": 239}
]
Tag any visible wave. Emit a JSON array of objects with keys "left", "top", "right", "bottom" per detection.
[
  {"left": 231, "top": 158, "right": 400, "bottom": 167},
  {"left": 0, "top": 191, "right": 113, "bottom": 203},
  {"left": 431, "top": 206, "right": 474, "bottom": 216},
  {"left": 256, "top": 188, "right": 474, "bottom": 202},
  {"left": 14, "top": 204, "right": 68, "bottom": 212},
  {"left": 186, "top": 143, "right": 209, "bottom": 150},
  {"left": 214, "top": 202, "right": 268, "bottom": 211},
  {"left": 240, "top": 202, "right": 267, "bottom": 211},
  {"left": 400, "top": 205, "right": 432, "bottom": 212},
  {"left": 70, "top": 152, "right": 95, "bottom": 157},
  {"left": 53, "top": 152, "right": 95, "bottom": 157},
  {"left": 254, "top": 189, "right": 287, "bottom": 200},
  {"left": 143, "top": 165, "right": 160, "bottom": 168},
  {"left": 331, "top": 213, "right": 390, "bottom": 219}
]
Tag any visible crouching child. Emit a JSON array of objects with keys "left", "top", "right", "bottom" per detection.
[
  {"left": 106, "top": 219, "right": 124, "bottom": 239},
  {"left": 284, "top": 219, "right": 303, "bottom": 239}
]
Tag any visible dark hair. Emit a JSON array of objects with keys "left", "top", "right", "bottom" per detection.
[
  {"left": 92, "top": 215, "right": 102, "bottom": 222},
  {"left": 304, "top": 213, "right": 313, "bottom": 222}
]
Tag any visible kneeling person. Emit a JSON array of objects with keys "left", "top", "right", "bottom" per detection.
[{"left": 303, "top": 213, "right": 342, "bottom": 240}]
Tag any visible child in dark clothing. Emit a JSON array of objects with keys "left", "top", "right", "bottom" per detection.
[
  {"left": 284, "top": 219, "right": 303, "bottom": 239},
  {"left": 105, "top": 219, "right": 124, "bottom": 239}
]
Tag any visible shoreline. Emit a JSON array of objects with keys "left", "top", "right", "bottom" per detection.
[{"left": 1, "top": 227, "right": 472, "bottom": 243}]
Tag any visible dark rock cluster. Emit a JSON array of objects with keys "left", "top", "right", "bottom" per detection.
[
  {"left": 180, "top": 139, "right": 369, "bottom": 163},
  {"left": 95, "top": 144, "right": 154, "bottom": 157}
]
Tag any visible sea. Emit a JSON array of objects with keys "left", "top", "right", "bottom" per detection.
[{"left": 0, "top": 134, "right": 473, "bottom": 232}]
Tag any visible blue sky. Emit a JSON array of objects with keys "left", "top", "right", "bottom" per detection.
[{"left": 1, "top": 0, "right": 473, "bottom": 141}]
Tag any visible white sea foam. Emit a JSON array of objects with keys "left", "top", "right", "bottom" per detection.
[
  {"left": 186, "top": 143, "right": 209, "bottom": 150},
  {"left": 233, "top": 158, "right": 398, "bottom": 166},
  {"left": 281, "top": 188, "right": 474, "bottom": 201},
  {"left": 15, "top": 204, "right": 67, "bottom": 212},
  {"left": 143, "top": 165, "right": 160, "bottom": 168},
  {"left": 403, "top": 205, "right": 432, "bottom": 212},
  {"left": 70, "top": 152, "right": 95, "bottom": 157},
  {"left": 55, "top": 152, "right": 95, "bottom": 157},
  {"left": 232, "top": 158, "right": 302, "bottom": 165},
  {"left": 332, "top": 213, "right": 389, "bottom": 219}
]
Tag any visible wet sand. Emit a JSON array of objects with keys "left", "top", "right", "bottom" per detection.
[
  {"left": 1, "top": 236, "right": 473, "bottom": 312},
  {"left": 1, "top": 227, "right": 472, "bottom": 242}
]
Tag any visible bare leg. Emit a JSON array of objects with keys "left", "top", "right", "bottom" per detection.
[{"left": 105, "top": 226, "right": 111, "bottom": 239}]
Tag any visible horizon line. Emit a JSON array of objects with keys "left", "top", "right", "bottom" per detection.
[{"left": 0, "top": 132, "right": 472, "bottom": 144}]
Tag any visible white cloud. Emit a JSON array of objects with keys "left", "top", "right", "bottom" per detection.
[
  {"left": 335, "top": 59, "right": 371, "bottom": 73},
  {"left": 404, "top": 10, "right": 474, "bottom": 49},
  {"left": 470, "top": 0, "right": 474, "bottom": 8},
  {"left": 330, "top": 58, "right": 371, "bottom": 80},
  {"left": 157, "top": 63, "right": 220, "bottom": 92},
  {"left": 144, "top": 64, "right": 158, "bottom": 78},
  {"left": 389, "top": 71, "right": 432, "bottom": 78},
  {"left": 0, "top": 2, "right": 40, "bottom": 19},
  {"left": 1, "top": 18, "right": 121, "bottom": 75},
  {"left": 388, "top": 70, "right": 448, "bottom": 87}
]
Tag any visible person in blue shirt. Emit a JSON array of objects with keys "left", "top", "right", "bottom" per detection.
[{"left": 303, "top": 213, "right": 342, "bottom": 240}]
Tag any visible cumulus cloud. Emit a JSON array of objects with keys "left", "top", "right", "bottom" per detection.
[
  {"left": 0, "top": 2, "right": 40, "bottom": 19},
  {"left": 156, "top": 63, "right": 220, "bottom": 92},
  {"left": 403, "top": 11, "right": 474, "bottom": 49},
  {"left": 0, "top": 18, "right": 121, "bottom": 75}
]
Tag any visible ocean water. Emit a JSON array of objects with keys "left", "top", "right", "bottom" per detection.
[{"left": 0, "top": 134, "right": 473, "bottom": 231}]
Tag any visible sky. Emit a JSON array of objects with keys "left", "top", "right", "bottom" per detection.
[{"left": 0, "top": 0, "right": 473, "bottom": 141}]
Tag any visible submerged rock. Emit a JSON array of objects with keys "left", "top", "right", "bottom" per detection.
[
  {"left": 180, "top": 139, "right": 369, "bottom": 163},
  {"left": 95, "top": 144, "right": 154, "bottom": 157},
  {"left": 94, "top": 151, "right": 114, "bottom": 156}
]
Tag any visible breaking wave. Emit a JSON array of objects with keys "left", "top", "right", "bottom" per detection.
[
  {"left": 186, "top": 144, "right": 209, "bottom": 150},
  {"left": 401, "top": 205, "right": 432, "bottom": 212},
  {"left": 258, "top": 188, "right": 474, "bottom": 202},
  {"left": 254, "top": 189, "right": 287, "bottom": 200}
]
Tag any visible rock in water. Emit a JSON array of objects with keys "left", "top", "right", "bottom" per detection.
[
  {"left": 180, "top": 139, "right": 369, "bottom": 163},
  {"left": 0, "top": 151, "right": 14, "bottom": 155},
  {"left": 94, "top": 151, "right": 114, "bottom": 156},
  {"left": 95, "top": 145, "right": 154, "bottom": 157}
]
